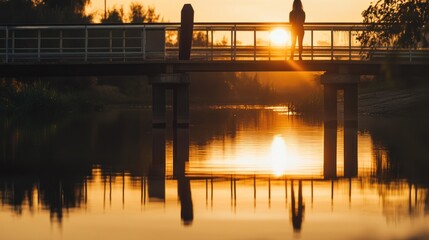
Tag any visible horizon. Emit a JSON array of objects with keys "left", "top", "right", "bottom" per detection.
[{"left": 86, "top": 0, "right": 373, "bottom": 22}]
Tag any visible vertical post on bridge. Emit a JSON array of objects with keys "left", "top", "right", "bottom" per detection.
[{"left": 179, "top": 4, "right": 194, "bottom": 61}]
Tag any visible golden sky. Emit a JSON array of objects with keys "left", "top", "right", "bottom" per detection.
[{"left": 87, "top": 0, "right": 373, "bottom": 22}]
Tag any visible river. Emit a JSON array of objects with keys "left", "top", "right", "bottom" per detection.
[{"left": 0, "top": 106, "right": 428, "bottom": 240}]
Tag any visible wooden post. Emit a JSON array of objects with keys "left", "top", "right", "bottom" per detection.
[{"left": 179, "top": 4, "right": 194, "bottom": 60}]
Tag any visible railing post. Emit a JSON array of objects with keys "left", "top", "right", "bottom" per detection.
[
  {"left": 59, "top": 30, "right": 63, "bottom": 53},
  {"left": 142, "top": 26, "right": 146, "bottom": 60},
  {"left": 210, "top": 27, "right": 214, "bottom": 61},
  {"left": 253, "top": 27, "right": 256, "bottom": 61},
  {"left": 233, "top": 25, "right": 237, "bottom": 60},
  {"left": 348, "top": 28, "right": 352, "bottom": 60},
  {"left": 205, "top": 27, "right": 209, "bottom": 60},
  {"left": 230, "top": 28, "right": 233, "bottom": 60},
  {"left": 409, "top": 48, "right": 412, "bottom": 62},
  {"left": 330, "top": 28, "right": 334, "bottom": 60},
  {"left": 5, "top": 27, "right": 8, "bottom": 63},
  {"left": 122, "top": 29, "right": 126, "bottom": 61},
  {"left": 37, "top": 29, "right": 41, "bottom": 61},
  {"left": 311, "top": 29, "right": 313, "bottom": 60},
  {"left": 268, "top": 37, "right": 271, "bottom": 61},
  {"left": 11, "top": 30, "right": 14, "bottom": 62},
  {"left": 109, "top": 30, "right": 112, "bottom": 61},
  {"left": 84, "top": 26, "right": 88, "bottom": 62}
]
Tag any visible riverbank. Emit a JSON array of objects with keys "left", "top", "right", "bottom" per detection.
[{"left": 359, "top": 86, "right": 429, "bottom": 117}]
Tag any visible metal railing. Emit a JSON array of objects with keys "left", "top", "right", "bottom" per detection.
[{"left": 1, "top": 23, "right": 428, "bottom": 63}]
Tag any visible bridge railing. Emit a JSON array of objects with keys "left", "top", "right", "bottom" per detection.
[
  {"left": 0, "top": 25, "right": 166, "bottom": 62},
  {"left": 1, "top": 23, "right": 428, "bottom": 63}
]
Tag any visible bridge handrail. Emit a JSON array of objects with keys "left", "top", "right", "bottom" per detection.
[{"left": 1, "top": 23, "right": 428, "bottom": 63}]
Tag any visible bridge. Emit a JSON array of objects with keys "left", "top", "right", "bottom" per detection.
[
  {"left": 1, "top": 5, "right": 429, "bottom": 180},
  {"left": 0, "top": 22, "right": 428, "bottom": 76}
]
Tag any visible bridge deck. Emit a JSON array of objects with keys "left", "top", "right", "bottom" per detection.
[
  {"left": 1, "top": 23, "right": 428, "bottom": 77},
  {"left": 0, "top": 60, "right": 428, "bottom": 77}
]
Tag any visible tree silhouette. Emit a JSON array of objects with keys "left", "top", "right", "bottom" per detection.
[
  {"left": 128, "top": 2, "right": 160, "bottom": 23},
  {"left": 0, "top": 0, "right": 92, "bottom": 23},
  {"left": 358, "top": 0, "right": 429, "bottom": 51},
  {"left": 100, "top": 7, "right": 124, "bottom": 24}
]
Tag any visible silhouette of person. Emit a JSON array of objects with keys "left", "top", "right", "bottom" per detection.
[
  {"left": 289, "top": 0, "right": 306, "bottom": 60},
  {"left": 291, "top": 180, "right": 305, "bottom": 232}
]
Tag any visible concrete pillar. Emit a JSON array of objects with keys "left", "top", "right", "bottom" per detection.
[
  {"left": 173, "top": 83, "right": 190, "bottom": 128},
  {"left": 152, "top": 85, "right": 166, "bottom": 128},
  {"left": 344, "top": 84, "right": 358, "bottom": 123},
  {"left": 324, "top": 121, "right": 337, "bottom": 179},
  {"left": 344, "top": 84, "right": 358, "bottom": 177},
  {"left": 323, "top": 84, "right": 337, "bottom": 179},
  {"left": 148, "top": 128, "right": 166, "bottom": 201},
  {"left": 344, "top": 122, "right": 358, "bottom": 177},
  {"left": 323, "top": 84, "right": 337, "bottom": 124}
]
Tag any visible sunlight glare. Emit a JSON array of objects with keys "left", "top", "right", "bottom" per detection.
[
  {"left": 270, "top": 28, "right": 289, "bottom": 46},
  {"left": 270, "top": 135, "right": 287, "bottom": 176}
]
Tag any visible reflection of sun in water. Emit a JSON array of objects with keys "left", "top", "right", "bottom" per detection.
[
  {"left": 270, "top": 135, "right": 287, "bottom": 176},
  {"left": 270, "top": 28, "right": 289, "bottom": 46}
]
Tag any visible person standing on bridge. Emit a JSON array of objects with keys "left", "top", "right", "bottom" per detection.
[{"left": 289, "top": 0, "right": 306, "bottom": 60}]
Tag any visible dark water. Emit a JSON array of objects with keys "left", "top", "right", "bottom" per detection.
[{"left": 0, "top": 106, "right": 428, "bottom": 240}]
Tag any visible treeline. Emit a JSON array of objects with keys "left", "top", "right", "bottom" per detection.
[
  {"left": 0, "top": 0, "right": 161, "bottom": 24},
  {"left": 0, "top": 0, "right": 286, "bottom": 114}
]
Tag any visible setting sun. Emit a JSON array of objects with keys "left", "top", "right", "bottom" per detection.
[{"left": 270, "top": 28, "right": 290, "bottom": 46}]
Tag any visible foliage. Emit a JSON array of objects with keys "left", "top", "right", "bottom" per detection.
[
  {"left": 101, "top": 3, "right": 161, "bottom": 24},
  {"left": 128, "top": 2, "right": 160, "bottom": 23},
  {"left": 0, "top": 0, "right": 92, "bottom": 23},
  {"left": 0, "top": 79, "right": 66, "bottom": 114},
  {"left": 358, "top": 0, "right": 429, "bottom": 51},
  {"left": 100, "top": 7, "right": 124, "bottom": 23}
]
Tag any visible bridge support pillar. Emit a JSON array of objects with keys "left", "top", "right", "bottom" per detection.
[
  {"left": 149, "top": 73, "right": 190, "bottom": 128},
  {"left": 152, "top": 85, "right": 166, "bottom": 128},
  {"left": 344, "top": 84, "right": 358, "bottom": 178},
  {"left": 173, "top": 80, "right": 190, "bottom": 128},
  {"left": 321, "top": 73, "right": 359, "bottom": 179}
]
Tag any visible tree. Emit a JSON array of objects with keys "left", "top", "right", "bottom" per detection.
[
  {"left": 358, "top": 0, "right": 429, "bottom": 51},
  {"left": 0, "top": 0, "right": 92, "bottom": 23},
  {"left": 128, "top": 2, "right": 160, "bottom": 23},
  {"left": 100, "top": 7, "right": 124, "bottom": 24}
]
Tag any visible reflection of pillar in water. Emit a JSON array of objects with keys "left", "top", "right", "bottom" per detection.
[
  {"left": 324, "top": 122, "right": 337, "bottom": 179},
  {"left": 148, "top": 128, "right": 166, "bottom": 201},
  {"left": 323, "top": 84, "right": 337, "bottom": 179},
  {"left": 344, "top": 121, "right": 358, "bottom": 178},
  {"left": 173, "top": 127, "right": 189, "bottom": 179},
  {"left": 178, "top": 177, "right": 193, "bottom": 225},
  {"left": 173, "top": 127, "right": 193, "bottom": 225},
  {"left": 291, "top": 180, "right": 304, "bottom": 232},
  {"left": 344, "top": 84, "right": 358, "bottom": 178}
]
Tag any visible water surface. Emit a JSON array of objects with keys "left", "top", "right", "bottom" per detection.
[{"left": 0, "top": 107, "right": 428, "bottom": 240}]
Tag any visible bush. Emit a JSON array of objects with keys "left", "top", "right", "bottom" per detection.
[{"left": 0, "top": 79, "right": 66, "bottom": 114}]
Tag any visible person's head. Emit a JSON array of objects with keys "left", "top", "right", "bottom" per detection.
[{"left": 293, "top": 0, "right": 303, "bottom": 11}]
